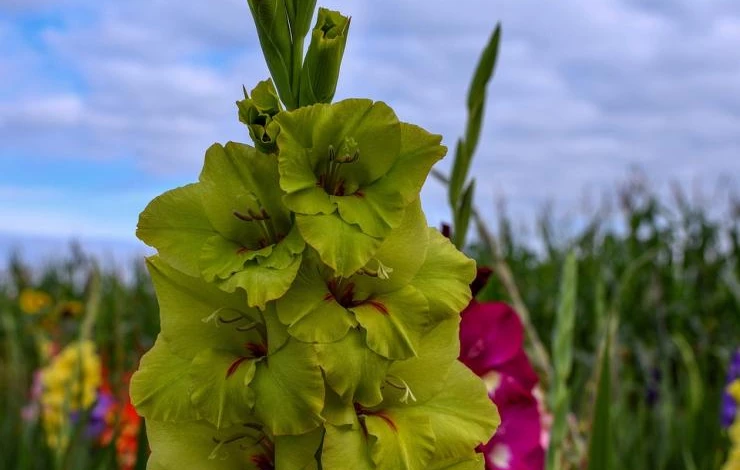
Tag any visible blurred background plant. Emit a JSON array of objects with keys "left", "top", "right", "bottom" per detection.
[
  {"left": 1, "top": 245, "right": 152, "bottom": 469},
  {"left": 1, "top": 170, "right": 738, "bottom": 468}
]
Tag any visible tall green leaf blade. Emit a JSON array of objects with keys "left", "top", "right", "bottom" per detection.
[
  {"left": 547, "top": 251, "right": 578, "bottom": 470},
  {"left": 453, "top": 180, "right": 475, "bottom": 249},
  {"left": 587, "top": 323, "right": 612, "bottom": 470}
]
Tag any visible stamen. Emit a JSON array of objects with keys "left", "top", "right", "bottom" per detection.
[
  {"left": 385, "top": 375, "right": 417, "bottom": 404},
  {"left": 233, "top": 205, "right": 279, "bottom": 246},
  {"left": 233, "top": 210, "right": 253, "bottom": 222},
  {"left": 218, "top": 314, "right": 244, "bottom": 324},
  {"left": 322, "top": 138, "right": 360, "bottom": 195},
  {"left": 236, "top": 321, "right": 260, "bottom": 332}
]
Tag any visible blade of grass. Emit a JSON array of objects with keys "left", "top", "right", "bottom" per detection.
[
  {"left": 587, "top": 309, "right": 612, "bottom": 470},
  {"left": 547, "top": 251, "right": 578, "bottom": 470}
]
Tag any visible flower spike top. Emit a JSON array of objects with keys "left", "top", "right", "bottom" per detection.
[{"left": 131, "top": 1, "right": 499, "bottom": 468}]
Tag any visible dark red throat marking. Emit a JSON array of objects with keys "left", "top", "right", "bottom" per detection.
[
  {"left": 226, "top": 356, "right": 249, "bottom": 378},
  {"left": 366, "top": 300, "right": 389, "bottom": 315}
]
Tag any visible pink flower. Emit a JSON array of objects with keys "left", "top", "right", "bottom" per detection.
[{"left": 459, "top": 301, "right": 545, "bottom": 470}]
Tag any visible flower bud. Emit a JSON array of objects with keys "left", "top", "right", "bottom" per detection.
[
  {"left": 236, "top": 79, "right": 283, "bottom": 154},
  {"left": 285, "top": 0, "right": 317, "bottom": 43},
  {"left": 299, "top": 8, "right": 350, "bottom": 106},
  {"left": 247, "top": 0, "right": 295, "bottom": 108}
]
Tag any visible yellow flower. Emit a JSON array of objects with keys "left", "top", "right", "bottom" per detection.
[
  {"left": 729, "top": 380, "right": 740, "bottom": 404},
  {"left": 723, "top": 447, "right": 740, "bottom": 470},
  {"left": 19, "top": 289, "right": 52, "bottom": 315},
  {"left": 39, "top": 340, "right": 102, "bottom": 450}
]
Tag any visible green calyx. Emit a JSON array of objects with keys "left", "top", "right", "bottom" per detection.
[{"left": 134, "top": 3, "right": 498, "bottom": 468}]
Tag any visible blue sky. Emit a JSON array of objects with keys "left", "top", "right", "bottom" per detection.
[{"left": 1, "top": 0, "right": 739, "bottom": 262}]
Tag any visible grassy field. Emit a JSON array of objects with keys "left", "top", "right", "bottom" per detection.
[{"left": 1, "top": 177, "right": 738, "bottom": 469}]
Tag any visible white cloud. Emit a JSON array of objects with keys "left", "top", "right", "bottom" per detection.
[{"left": 1, "top": 0, "right": 739, "bottom": 241}]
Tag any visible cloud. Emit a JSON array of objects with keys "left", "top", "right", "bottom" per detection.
[{"left": 1, "top": 0, "right": 739, "bottom": 243}]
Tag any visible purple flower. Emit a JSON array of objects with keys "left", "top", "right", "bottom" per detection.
[
  {"left": 459, "top": 301, "right": 544, "bottom": 470},
  {"left": 722, "top": 348, "right": 740, "bottom": 428},
  {"left": 480, "top": 373, "right": 544, "bottom": 470},
  {"left": 459, "top": 302, "right": 538, "bottom": 390},
  {"left": 87, "top": 389, "right": 116, "bottom": 440}
]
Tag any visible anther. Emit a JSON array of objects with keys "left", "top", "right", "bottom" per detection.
[{"left": 233, "top": 210, "right": 253, "bottom": 222}]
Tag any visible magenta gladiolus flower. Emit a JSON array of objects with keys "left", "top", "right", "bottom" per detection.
[{"left": 459, "top": 301, "right": 545, "bottom": 470}]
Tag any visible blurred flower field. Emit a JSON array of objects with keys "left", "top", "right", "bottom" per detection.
[{"left": 1, "top": 178, "right": 739, "bottom": 469}]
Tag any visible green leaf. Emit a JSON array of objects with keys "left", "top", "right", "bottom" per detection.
[
  {"left": 296, "top": 212, "right": 382, "bottom": 277},
  {"left": 246, "top": 0, "right": 295, "bottom": 108},
  {"left": 410, "top": 228, "right": 476, "bottom": 320},
  {"left": 130, "top": 335, "right": 197, "bottom": 422},
  {"left": 322, "top": 422, "right": 375, "bottom": 470},
  {"left": 452, "top": 179, "right": 475, "bottom": 249},
  {"left": 251, "top": 339, "right": 325, "bottom": 435},
  {"left": 449, "top": 24, "right": 500, "bottom": 207},
  {"left": 587, "top": 325, "right": 612, "bottom": 470},
  {"left": 274, "top": 427, "right": 323, "bottom": 470},
  {"left": 146, "top": 257, "right": 260, "bottom": 359},
  {"left": 551, "top": 251, "right": 578, "bottom": 388},
  {"left": 351, "top": 285, "right": 429, "bottom": 360},
  {"left": 365, "top": 410, "right": 436, "bottom": 470},
  {"left": 448, "top": 138, "right": 466, "bottom": 211},
  {"left": 189, "top": 349, "right": 257, "bottom": 429},
  {"left": 136, "top": 183, "right": 216, "bottom": 278},
  {"left": 405, "top": 362, "right": 499, "bottom": 461},
  {"left": 547, "top": 251, "right": 578, "bottom": 470},
  {"left": 315, "top": 328, "right": 391, "bottom": 407},
  {"left": 146, "top": 419, "right": 263, "bottom": 470},
  {"left": 467, "top": 24, "right": 501, "bottom": 113}
]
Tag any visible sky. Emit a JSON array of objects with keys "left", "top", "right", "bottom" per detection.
[{"left": 1, "top": 0, "right": 739, "bottom": 263}]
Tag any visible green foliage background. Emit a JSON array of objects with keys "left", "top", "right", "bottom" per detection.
[{"left": 1, "top": 175, "right": 738, "bottom": 469}]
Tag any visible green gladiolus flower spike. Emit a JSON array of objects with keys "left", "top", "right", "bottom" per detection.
[
  {"left": 275, "top": 99, "right": 446, "bottom": 277},
  {"left": 133, "top": 1, "right": 502, "bottom": 468},
  {"left": 137, "top": 141, "right": 305, "bottom": 309}
]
